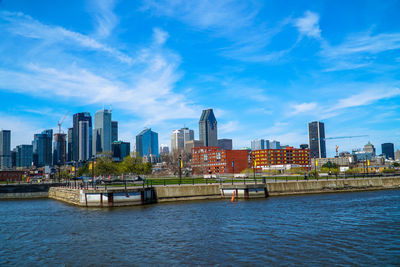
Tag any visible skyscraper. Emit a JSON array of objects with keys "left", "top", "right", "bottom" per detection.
[
  {"left": 381, "top": 143, "right": 394, "bottom": 159},
  {"left": 251, "top": 139, "right": 268, "bottom": 150},
  {"left": 0, "top": 130, "right": 11, "bottom": 170},
  {"left": 78, "top": 121, "right": 90, "bottom": 161},
  {"left": 72, "top": 112, "right": 92, "bottom": 161},
  {"left": 218, "top": 139, "right": 233, "bottom": 150},
  {"left": 170, "top": 127, "right": 194, "bottom": 152},
  {"left": 199, "top": 109, "right": 218, "bottom": 147},
  {"left": 33, "top": 129, "right": 53, "bottom": 167},
  {"left": 112, "top": 121, "right": 118, "bottom": 142},
  {"left": 112, "top": 141, "right": 130, "bottom": 161},
  {"left": 308, "top": 121, "right": 326, "bottom": 158},
  {"left": 16, "top": 144, "right": 33, "bottom": 168},
  {"left": 136, "top": 128, "right": 159, "bottom": 157},
  {"left": 53, "top": 133, "right": 67, "bottom": 166},
  {"left": 67, "top": 127, "right": 73, "bottom": 162},
  {"left": 93, "top": 109, "right": 112, "bottom": 155},
  {"left": 270, "top": 140, "right": 281, "bottom": 149},
  {"left": 363, "top": 141, "right": 376, "bottom": 157}
]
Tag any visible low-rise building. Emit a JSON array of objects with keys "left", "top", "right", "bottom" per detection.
[
  {"left": 191, "top": 147, "right": 248, "bottom": 174},
  {"left": 251, "top": 147, "right": 311, "bottom": 171},
  {"left": 311, "top": 157, "right": 351, "bottom": 169}
]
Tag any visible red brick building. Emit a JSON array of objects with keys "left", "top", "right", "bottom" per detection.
[
  {"left": 251, "top": 147, "right": 311, "bottom": 170},
  {"left": 191, "top": 147, "right": 249, "bottom": 174},
  {"left": 0, "top": 171, "right": 25, "bottom": 182}
]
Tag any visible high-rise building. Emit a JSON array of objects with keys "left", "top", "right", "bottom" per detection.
[
  {"left": 16, "top": 144, "right": 33, "bottom": 168},
  {"left": 251, "top": 139, "right": 270, "bottom": 150},
  {"left": 184, "top": 140, "right": 203, "bottom": 154},
  {"left": 112, "top": 141, "right": 130, "bottom": 161},
  {"left": 199, "top": 109, "right": 218, "bottom": 147},
  {"left": 381, "top": 143, "right": 394, "bottom": 159},
  {"left": 53, "top": 133, "right": 67, "bottom": 166},
  {"left": 112, "top": 121, "right": 118, "bottom": 142},
  {"left": 67, "top": 127, "right": 73, "bottom": 162},
  {"left": 11, "top": 148, "right": 17, "bottom": 168},
  {"left": 363, "top": 141, "right": 376, "bottom": 157},
  {"left": 33, "top": 129, "right": 53, "bottom": 167},
  {"left": 72, "top": 112, "right": 92, "bottom": 161},
  {"left": 93, "top": 109, "right": 112, "bottom": 155},
  {"left": 170, "top": 127, "right": 194, "bottom": 152},
  {"left": 160, "top": 145, "right": 170, "bottom": 155},
  {"left": 218, "top": 139, "right": 233, "bottom": 150},
  {"left": 300, "top": 144, "right": 309, "bottom": 149},
  {"left": 308, "top": 121, "right": 326, "bottom": 158},
  {"left": 78, "top": 121, "right": 90, "bottom": 161},
  {"left": 270, "top": 140, "right": 281, "bottom": 149},
  {"left": 395, "top": 149, "right": 400, "bottom": 161},
  {"left": 136, "top": 128, "right": 159, "bottom": 157},
  {"left": 0, "top": 130, "right": 11, "bottom": 170}
]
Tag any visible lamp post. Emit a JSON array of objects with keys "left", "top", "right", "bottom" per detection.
[{"left": 178, "top": 154, "right": 182, "bottom": 185}]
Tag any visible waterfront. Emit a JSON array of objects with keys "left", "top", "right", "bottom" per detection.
[{"left": 1, "top": 190, "right": 399, "bottom": 266}]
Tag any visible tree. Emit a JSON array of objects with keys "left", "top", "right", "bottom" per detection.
[{"left": 95, "top": 156, "right": 119, "bottom": 176}]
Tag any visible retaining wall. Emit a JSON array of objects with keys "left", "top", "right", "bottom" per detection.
[{"left": 155, "top": 184, "right": 221, "bottom": 202}]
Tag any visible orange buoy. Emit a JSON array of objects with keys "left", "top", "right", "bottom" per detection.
[{"left": 231, "top": 190, "right": 235, "bottom": 202}]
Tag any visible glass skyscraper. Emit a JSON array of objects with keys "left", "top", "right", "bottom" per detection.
[
  {"left": 93, "top": 109, "right": 112, "bottom": 155},
  {"left": 33, "top": 129, "right": 53, "bottom": 167},
  {"left": 136, "top": 128, "right": 159, "bottom": 157},
  {"left": 53, "top": 133, "right": 66, "bottom": 165},
  {"left": 72, "top": 112, "right": 92, "bottom": 161},
  {"left": 16, "top": 144, "right": 33, "bottom": 168},
  {"left": 308, "top": 121, "right": 326, "bottom": 158},
  {"left": 199, "top": 109, "right": 218, "bottom": 147},
  {"left": 381, "top": 143, "right": 394, "bottom": 159},
  {"left": 0, "top": 130, "right": 11, "bottom": 170}
]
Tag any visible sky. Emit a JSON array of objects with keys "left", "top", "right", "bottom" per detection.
[{"left": 0, "top": 0, "right": 399, "bottom": 156}]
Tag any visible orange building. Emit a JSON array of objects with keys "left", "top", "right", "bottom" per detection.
[
  {"left": 191, "top": 147, "right": 249, "bottom": 175},
  {"left": 251, "top": 147, "right": 311, "bottom": 170}
]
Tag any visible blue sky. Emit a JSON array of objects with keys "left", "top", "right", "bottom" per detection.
[{"left": 0, "top": 0, "right": 399, "bottom": 156}]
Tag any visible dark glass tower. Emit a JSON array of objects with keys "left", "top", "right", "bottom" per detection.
[
  {"left": 308, "top": 121, "right": 326, "bottom": 158},
  {"left": 381, "top": 143, "right": 394, "bottom": 159},
  {"left": 136, "top": 128, "right": 159, "bottom": 157},
  {"left": 33, "top": 129, "right": 53, "bottom": 167},
  {"left": 72, "top": 112, "right": 92, "bottom": 161},
  {"left": 199, "top": 109, "right": 218, "bottom": 147},
  {"left": 112, "top": 121, "right": 118, "bottom": 142}
]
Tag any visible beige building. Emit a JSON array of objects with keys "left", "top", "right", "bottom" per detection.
[
  {"left": 311, "top": 157, "right": 350, "bottom": 169},
  {"left": 184, "top": 140, "right": 203, "bottom": 154}
]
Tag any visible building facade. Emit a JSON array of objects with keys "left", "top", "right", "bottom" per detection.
[
  {"left": 53, "top": 133, "right": 66, "bottom": 166},
  {"left": 33, "top": 129, "right": 53, "bottom": 167},
  {"left": 112, "top": 141, "right": 130, "bottom": 161},
  {"left": 93, "top": 109, "right": 112, "bottom": 155},
  {"left": 381, "top": 143, "right": 394, "bottom": 160},
  {"left": 218, "top": 139, "right": 233, "bottom": 150},
  {"left": 112, "top": 121, "right": 118, "bottom": 142},
  {"left": 191, "top": 147, "right": 249, "bottom": 174},
  {"left": 0, "top": 130, "right": 11, "bottom": 170},
  {"left": 308, "top": 121, "right": 326, "bottom": 158},
  {"left": 251, "top": 147, "right": 311, "bottom": 171},
  {"left": 159, "top": 145, "right": 170, "bottom": 155},
  {"left": 136, "top": 128, "right": 159, "bottom": 157},
  {"left": 395, "top": 149, "right": 400, "bottom": 161},
  {"left": 199, "top": 109, "right": 218, "bottom": 147},
  {"left": 184, "top": 140, "right": 203, "bottom": 154},
  {"left": 72, "top": 112, "right": 92, "bottom": 161},
  {"left": 270, "top": 140, "right": 281, "bottom": 149},
  {"left": 67, "top": 127, "right": 73, "bottom": 162},
  {"left": 16, "top": 144, "right": 33, "bottom": 168},
  {"left": 251, "top": 139, "right": 270, "bottom": 150},
  {"left": 363, "top": 141, "right": 376, "bottom": 156},
  {"left": 171, "top": 127, "right": 194, "bottom": 153}
]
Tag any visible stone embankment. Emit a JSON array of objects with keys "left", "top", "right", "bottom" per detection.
[{"left": 0, "top": 183, "right": 63, "bottom": 199}]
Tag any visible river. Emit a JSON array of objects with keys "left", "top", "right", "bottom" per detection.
[{"left": 1, "top": 189, "right": 399, "bottom": 266}]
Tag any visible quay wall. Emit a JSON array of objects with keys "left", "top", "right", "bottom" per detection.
[
  {"left": 155, "top": 184, "right": 221, "bottom": 202},
  {"left": 265, "top": 177, "right": 400, "bottom": 196},
  {"left": 48, "top": 187, "right": 81, "bottom": 205},
  {"left": 0, "top": 183, "right": 63, "bottom": 199}
]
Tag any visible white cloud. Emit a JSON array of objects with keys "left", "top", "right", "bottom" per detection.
[
  {"left": 88, "top": 0, "right": 118, "bottom": 38},
  {"left": 219, "top": 120, "right": 239, "bottom": 134},
  {"left": 332, "top": 87, "right": 400, "bottom": 110},
  {"left": 294, "top": 11, "right": 321, "bottom": 39},
  {"left": 291, "top": 102, "right": 318, "bottom": 114},
  {"left": 153, "top": 28, "right": 169, "bottom": 45},
  {"left": 0, "top": 11, "right": 132, "bottom": 63}
]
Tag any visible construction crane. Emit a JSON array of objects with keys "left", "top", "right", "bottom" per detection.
[
  {"left": 57, "top": 112, "right": 69, "bottom": 134},
  {"left": 312, "top": 135, "right": 369, "bottom": 157}
]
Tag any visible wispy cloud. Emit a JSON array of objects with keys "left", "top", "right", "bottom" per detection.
[
  {"left": 0, "top": 11, "right": 132, "bottom": 63},
  {"left": 153, "top": 28, "right": 169, "bottom": 45},
  {"left": 290, "top": 102, "right": 318, "bottom": 114},
  {"left": 294, "top": 11, "right": 321, "bottom": 39},
  {"left": 219, "top": 120, "right": 239, "bottom": 134},
  {"left": 87, "top": 0, "right": 119, "bottom": 38}
]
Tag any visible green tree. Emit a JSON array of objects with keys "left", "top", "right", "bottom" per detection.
[{"left": 95, "top": 156, "right": 119, "bottom": 176}]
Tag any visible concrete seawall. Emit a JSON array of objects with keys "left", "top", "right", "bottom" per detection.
[
  {"left": 0, "top": 183, "right": 64, "bottom": 199},
  {"left": 155, "top": 184, "right": 221, "bottom": 202}
]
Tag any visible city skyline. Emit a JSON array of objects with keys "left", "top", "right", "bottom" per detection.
[{"left": 0, "top": 1, "right": 399, "bottom": 155}]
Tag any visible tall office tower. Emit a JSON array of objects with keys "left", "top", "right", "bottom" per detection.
[
  {"left": 270, "top": 140, "right": 281, "bottom": 149},
  {"left": 199, "top": 109, "right": 218, "bottom": 147},
  {"left": 170, "top": 127, "right": 194, "bottom": 152},
  {"left": 395, "top": 149, "right": 400, "bottom": 161},
  {"left": 16, "top": 145, "right": 33, "bottom": 168},
  {"left": 67, "top": 127, "right": 73, "bottom": 162},
  {"left": 112, "top": 141, "right": 131, "bottom": 161},
  {"left": 11, "top": 148, "right": 17, "bottom": 168},
  {"left": 78, "top": 121, "right": 89, "bottom": 161},
  {"left": 218, "top": 139, "right": 233, "bottom": 150},
  {"left": 0, "top": 130, "right": 11, "bottom": 170},
  {"left": 33, "top": 129, "right": 53, "bottom": 167},
  {"left": 112, "top": 121, "right": 118, "bottom": 142},
  {"left": 93, "top": 109, "right": 112, "bottom": 155},
  {"left": 72, "top": 112, "right": 92, "bottom": 161},
  {"left": 53, "top": 133, "right": 67, "bottom": 166},
  {"left": 363, "top": 141, "right": 376, "bottom": 157},
  {"left": 136, "top": 128, "right": 159, "bottom": 157},
  {"left": 308, "top": 121, "right": 326, "bottom": 158},
  {"left": 251, "top": 139, "right": 265, "bottom": 150},
  {"left": 381, "top": 143, "right": 394, "bottom": 159}
]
